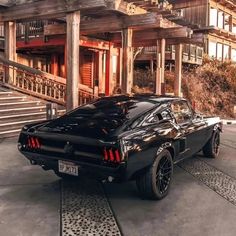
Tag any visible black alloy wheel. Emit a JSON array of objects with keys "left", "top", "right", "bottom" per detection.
[
  {"left": 136, "top": 149, "right": 173, "bottom": 200},
  {"left": 156, "top": 155, "right": 172, "bottom": 195},
  {"left": 203, "top": 130, "right": 221, "bottom": 158}
]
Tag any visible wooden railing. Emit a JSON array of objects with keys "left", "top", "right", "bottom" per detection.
[
  {"left": 0, "top": 57, "right": 98, "bottom": 106},
  {"left": 142, "top": 45, "right": 203, "bottom": 65},
  {"left": 16, "top": 20, "right": 58, "bottom": 42}
]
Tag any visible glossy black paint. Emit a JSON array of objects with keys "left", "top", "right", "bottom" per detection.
[{"left": 18, "top": 95, "right": 222, "bottom": 181}]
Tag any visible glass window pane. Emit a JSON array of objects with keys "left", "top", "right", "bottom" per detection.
[
  {"left": 171, "top": 102, "right": 192, "bottom": 124},
  {"left": 209, "top": 41, "right": 217, "bottom": 58},
  {"left": 218, "top": 11, "right": 224, "bottom": 29},
  {"left": 233, "top": 24, "right": 236, "bottom": 34},
  {"left": 224, "top": 14, "right": 230, "bottom": 31},
  {"left": 217, "top": 43, "right": 223, "bottom": 60},
  {"left": 232, "top": 49, "right": 236, "bottom": 62},
  {"left": 223, "top": 45, "right": 229, "bottom": 59},
  {"left": 210, "top": 8, "right": 218, "bottom": 27}
]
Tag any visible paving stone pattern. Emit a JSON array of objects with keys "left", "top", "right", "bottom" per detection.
[
  {"left": 179, "top": 158, "right": 236, "bottom": 206},
  {"left": 61, "top": 178, "right": 122, "bottom": 236}
]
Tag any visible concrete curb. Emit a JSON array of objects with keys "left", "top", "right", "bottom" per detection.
[{"left": 222, "top": 120, "right": 236, "bottom": 125}]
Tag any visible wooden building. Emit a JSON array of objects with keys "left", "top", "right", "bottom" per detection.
[
  {"left": 0, "top": 0, "right": 203, "bottom": 111},
  {"left": 172, "top": 0, "right": 236, "bottom": 61}
]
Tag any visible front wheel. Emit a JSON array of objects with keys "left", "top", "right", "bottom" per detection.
[
  {"left": 136, "top": 150, "right": 173, "bottom": 200},
  {"left": 202, "top": 130, "right": 220, "bottom": 158}
]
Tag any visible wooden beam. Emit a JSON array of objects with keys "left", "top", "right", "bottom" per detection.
[
  {"left": 66, "top": 11, "right": 80, "bottom": 112},
  {"left": 121, "top": 28, "right": 133, "bottom": 94},
  {"left": 4, "top": 21, "right": 17, "bottom": 83},
  {"left": 0, "top": 0, "right": 107, "bottom": 21},
  {"left": 106, "top": 0, "right": 147, "bottom": 15},
  {"left": 44, "top": 13, "right": 172, "bottom": 36},
  {"left": 174, "top": 44, "right": 183, "bottom": 97},
  {"left": 112, "top": 27, "right": 192, "bottom": 45}
]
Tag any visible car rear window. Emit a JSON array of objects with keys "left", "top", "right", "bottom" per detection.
[{"left": 68, "top": 99, "right": 157, "bottom": 120}]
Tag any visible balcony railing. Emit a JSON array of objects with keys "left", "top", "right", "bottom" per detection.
[{"left": 142, "top": 44, "right": 203, "bottom": 65}]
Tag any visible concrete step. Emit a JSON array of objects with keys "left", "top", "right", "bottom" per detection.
[
  {"left": 0, "top": 106, "right": 46, "bottom": 116},
  {"left": 0, "top": 96, "right": 27, "bottom": 103},
  {"left": 0, "top": 129, "right": 22, "bottom": 138},
  {"left": 0, "top": 119, "right": 46, "bottom": 133},
  {"left": 0, "top": 101, "right": 42, "bottom": 109},
  {"left": 0, "top": 91, "right": 13, "bottom": 97},
  {"left": 0, "top": 112, "right": 46, "bottom": 123}
]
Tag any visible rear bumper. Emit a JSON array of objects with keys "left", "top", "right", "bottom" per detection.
[{"left": 20, "top": 151, "right": 127, "bottom": 181}]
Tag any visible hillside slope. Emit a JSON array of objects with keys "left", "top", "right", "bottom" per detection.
[{"left": 134, "top": 59, "right": 236, "bottom": 118}]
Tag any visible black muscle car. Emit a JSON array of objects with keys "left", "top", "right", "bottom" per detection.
[{"left": 18, "top": 95, "right": 222, "bottom": 200}]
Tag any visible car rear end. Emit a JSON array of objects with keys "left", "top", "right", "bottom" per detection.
[{"left": 18, "top": 131, "right": 127, "bottom": 181}]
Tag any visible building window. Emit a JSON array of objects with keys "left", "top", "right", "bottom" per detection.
[
  {"left": 209, "top": 41, "right": 217, "bottom": 58},
  {"left": 232, "top": 49, "right": 236, "bottom": 62},
  {"left": 223, "top": 45, "right": 229, "bottom": 59},
  {"left": 217, "top": 43, "right": 223, "bottom": 60},
  {"left": 233, "top": 24, "right": 236, "bottom": 34},
  {"left": 218, "top": 11, "right": 224, "bottom": 29},
  {"left": 224, "top": 14, "right": 230, "bottom": 31},
  {"left": 210, "top": 8, "right": 218, "bottom": 27}
]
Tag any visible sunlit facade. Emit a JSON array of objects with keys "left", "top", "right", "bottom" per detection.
[{"left": 208, "top": 2, "right": 236, "bottom": 62}]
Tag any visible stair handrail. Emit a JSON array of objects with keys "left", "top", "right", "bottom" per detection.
[{"left": 0, "top": 56, "right": 98, "bottom": 106}]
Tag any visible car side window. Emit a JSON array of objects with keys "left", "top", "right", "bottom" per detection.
[
  {"left": 171, "top": 101, "right": 192, "bottom": 124},
  {"left": 142, "top": 109, "right": 173, "bottom": 126}
]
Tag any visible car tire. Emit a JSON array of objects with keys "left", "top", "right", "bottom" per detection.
[
  {"left": 136, "top": 149, "right": 173, "bottom": 200},
  {"left": 202, "top": 130, "right": 220, "bottom": 158}
]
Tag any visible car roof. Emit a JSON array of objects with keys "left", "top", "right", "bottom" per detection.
[{"left": 99, "top": 94, "right": 186, "bottom": 104}]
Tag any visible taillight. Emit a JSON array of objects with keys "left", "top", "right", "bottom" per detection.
[
  {"left": 103, "top": 148, "right": 122, "bottom": 163},
  {"left": 27, "top": 136, "right": 41, "bottom": 149}
]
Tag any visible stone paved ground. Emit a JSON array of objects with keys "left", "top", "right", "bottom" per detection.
[{"left": 0, "top": 125, "right": 235, "bottom": 236}]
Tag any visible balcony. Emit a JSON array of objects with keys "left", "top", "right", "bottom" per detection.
[{"left": 137, "top": 44, "right": 203, "bottom": 65}]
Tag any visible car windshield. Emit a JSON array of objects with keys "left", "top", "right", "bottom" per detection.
[{"left": 68, "top": 98, "right": 158, "bottom": 121}]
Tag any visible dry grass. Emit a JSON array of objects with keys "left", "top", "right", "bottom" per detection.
[{"left": 133, "top": 58, "right": 236, "bottom": 118}]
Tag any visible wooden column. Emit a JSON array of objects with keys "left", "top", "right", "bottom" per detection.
[
  {"left": 174, "top": 44, "right": 183, "bottom": 97},
  {"left": 4, "top": 21, "right": 17, "bottom": 83},
  {"left": 155, "top": 39, "right": 165, "bottom": 95},
  {"left": 121, "top": 28, "right": 133, "bottom": 94},
  {"left": 160, "top": 38, "right": 166, "bottom": 94},
  {"left": 98, "top": 51, "right": 105, "bottom": 94},
  {"left": 64, "top": 45, "right": 67, "bottom": 78},
  {"left": 66, "top": 11, "right": 80, "bottom": 111},
  {"left": 105, "top": 43, "right": 113, "bottom": 96},
  {"left": 150, "top": 60, "right": 154, "bottom": 75},
  {"left": 51, "top": 54, "right": 59, "bottom": 76}
]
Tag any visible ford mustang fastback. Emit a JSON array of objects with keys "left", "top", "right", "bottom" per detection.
[{"left": 18, "top": 95, "right": 222, "bottom": 200}]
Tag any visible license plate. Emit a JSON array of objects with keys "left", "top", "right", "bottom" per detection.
[{"left": 58, "top": 160, "right": 79, "bottom": 176}]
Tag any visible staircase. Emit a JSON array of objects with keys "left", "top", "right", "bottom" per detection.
[
  {"left": 0, "top": 56, "right": 97, "bottom": 138},
  {"left": 0, "top": 87, "right": 47, "bottom": 138}
]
